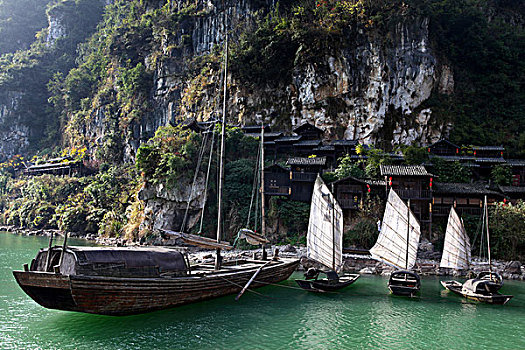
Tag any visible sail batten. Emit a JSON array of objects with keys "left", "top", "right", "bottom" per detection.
[
  {"left": 440, "top": 207, "right": 471, "bottom": 270},
  {"left": 370, "top": 189, "right": 421, "bottom": 270},
  {"left": 307, "top": 176, "right": 343, "bottom": 271}
]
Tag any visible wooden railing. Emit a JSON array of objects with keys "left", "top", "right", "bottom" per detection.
[
  {"left": 395, "top": 189, "right": 432, "bottom": 199},
  {"left": 291, "top": 172, "right": 317, "bottom": 182},
  {"left": 338, "top": 199, "right": 360, "bottom": 209},
  {"left": 265, "top": 186, "right": 290, "bottom": 195},
  {"left": 433, "top": 206, "right": 482, "bottom": 217}
]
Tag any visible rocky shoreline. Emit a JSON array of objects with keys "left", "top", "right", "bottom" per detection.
[{"left": 2, "top": 226, "right": 523, "bottom": 281}]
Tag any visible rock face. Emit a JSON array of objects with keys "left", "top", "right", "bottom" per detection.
[
  {"left": 45, "top": 11, "right": 67, "bottom": 46},
  {"left": 143, "top": 4, "right": 451, "bottom": 158},
  {"left": 0, "top": 91, "right": 29, "bottom": 160},
  {"left": 0, "top": 0, "right": 454, "bottom": 160},
  {"left": 138, "top": 176, "right": 207, "bottom": 233}
]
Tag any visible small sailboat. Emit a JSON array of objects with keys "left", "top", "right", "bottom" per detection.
[
  {"left": 439, "top": 206, "right": 471, "bottom": 272},
  {"left": 370, "top": 189, "right": 421, "bottom": 296},
  {"left": 295, "top": 175, "right": 359, "bottom": 292},
  {"left": 441, "top": 197, "right": 512, "bottom": 304}
]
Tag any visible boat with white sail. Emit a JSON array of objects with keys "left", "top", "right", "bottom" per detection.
[
  {"left": 441, "top": 197, "right": 512, "bottom": 304},
  {"left": 295, "top": 175, "right": 359, "bottom": 292},
  {"left": 370, "top": 189, "right": 421, "bottom": 296}
]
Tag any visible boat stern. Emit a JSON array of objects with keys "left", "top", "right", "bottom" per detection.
[{"left": 13, "top": 270, "right": 77, "bottom": 311}]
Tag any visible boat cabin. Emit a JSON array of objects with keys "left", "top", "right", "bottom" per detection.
[
  {"left": 31, "top": 246, "right": 189, "bottom": 278},
  {"left": 462, "top": 279, "right": 500, "bottom": 295}
]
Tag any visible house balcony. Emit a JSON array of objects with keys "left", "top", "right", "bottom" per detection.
[
  {"left": 395, "top": 189, "right": 432, "bottom": 200},
  {"left": 265, "top": 186, "right": 290, "bottom": 196},
  {"left": 337, "top": 199, "right": 360, "bottom": 210},
  {"left": 291, "top": 172, "right": 317, "bottom": 182},
  {"left": 432, "top": 206, "right": 482, "bottom": 217}
]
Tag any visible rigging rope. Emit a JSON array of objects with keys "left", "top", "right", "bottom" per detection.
[
  {"left": 181, "top": 130, "right": 210, "bottom": 233},
  {"left": 198, "top": 125, "right": 217, "bottom": 233},
  {"left": 246, "top": 139, "right": 261, "bottom": 227}
]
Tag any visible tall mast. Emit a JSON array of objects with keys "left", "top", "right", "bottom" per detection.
[
  {"left": 260, "top": 125, "right": 267, "bottom": 260},
  {"left": 484, "top": 195, "right": 492, "bottom": 275},
  {"left": 405, "top": 199, "right": 411, "bottom": 270},
  {"left": 215, "top": 11, "right": 228, "bottom": 271},
  {"left": 331, "top": 183, "right": 336, "bottom": 271}
]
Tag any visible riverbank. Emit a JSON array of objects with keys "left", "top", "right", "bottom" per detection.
[{"left": 2, "top": 226, "right": 523, "bottom": 280}]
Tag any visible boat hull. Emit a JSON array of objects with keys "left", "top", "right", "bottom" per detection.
[
  {"left": 388, "top": 270, "right": 421, "bottom": 297},
  {"left": 13, "top": 258, "right": 299, "bottom": 316},
  {"left": 295, "top": 274, "right": 360, "bottom": 292},
  {"left": 441, "top": 280, "right": 513, "bottom": 305}
]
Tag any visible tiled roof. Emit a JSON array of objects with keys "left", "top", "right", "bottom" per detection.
[
  {"left": 506, "top": 159, "right": 525, "bottom": 167},
  {"left": 333, "top": 175, "right": 386, "bottom": 187},
  {"left": 293, "top": 122, "right": 323, "bottom": 133},
  {"left": 286, "top": 157, "right": 327, "bottom": 166},
  {"left": 313, "top": 145, "right": 335, "bottom": 151},
  {"left": 498, "top": 186, "right": 525, "bottom": 194},
  {"left": 244, "top": 132, "right": 283, "bottom": 139},
  {"left": 275, "top": 136, "right": 302, "bottom": 143},
  {"left": 380, "top": 165, "right": 432, "bottom": 177},
  {"left": 294, "top": 140, "right": 322, "bottom": 147},
  {"left": 330, "top": 139, "right": 358, "bottom": 146},
  {"left": 429, "top": 155, "right": 475, "bottom": 161},
  {"left": 474, "top": 157, "right": 506, "bottom": 163},
  {"left": 241, "top": 125, "right": 271, "bottom": 132},
  {"left": 429, "top": 139, "right": 460, "bottom": 149},
  {"left": 433, "top": 182, "right": 502, "bottom": 196},
  {"left": 472, "top": 145, "right": 505, "bottom": 151}
]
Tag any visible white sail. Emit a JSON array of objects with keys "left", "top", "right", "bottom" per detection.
[
  {"left": 370, "top": 189, "right": 421, "bottom": 270},
  {"left": 307, "top": 175, "right": 343, "bottom": 271},
  {"left": 440, "top": 207, "right": 471, "bottom": 270}
]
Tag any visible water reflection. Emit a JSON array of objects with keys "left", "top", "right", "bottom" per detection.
[{"left": 1, "top": 233, "right": 525, "bottom": 350}]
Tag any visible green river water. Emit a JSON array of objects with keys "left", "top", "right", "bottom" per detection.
[{"left": 1, "top": 232, "right": 524, "bottom": 350}]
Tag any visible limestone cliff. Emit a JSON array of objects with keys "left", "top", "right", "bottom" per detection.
[{"left": 85, "top": 0, "right": 455, "bottom": 164}]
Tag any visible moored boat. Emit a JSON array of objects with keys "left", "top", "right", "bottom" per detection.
[
  {"left": 440, "top": 197, "right": 512, "bottom": 304},
  {"left": 441, "top": 279, "right": 512, "bottom": 305},
  {"left": 13, "top": 22, "right": 300, "bottom": 315},
  {"left": 370, "top": 189, "right": 422, "bottom": 297},
  {"left": 295, "top": 175, "right": 359, "bottom": 292},
  {"left": 13, "top": 245, "right": 299, "bottom": 316},
  {"left": 388, "top": 270, "right": 421, "bottom": 297}
]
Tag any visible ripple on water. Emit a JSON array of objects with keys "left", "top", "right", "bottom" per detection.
[{"left": 1, "top": 234, "right": 525, "bottom": 350}]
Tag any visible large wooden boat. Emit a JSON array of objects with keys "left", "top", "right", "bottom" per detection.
[
  {"left": 13, "top": 246, "right": 299, "bottom": 316},
  {"left": 440, "top": 198, "right": 512, "bottom": 304},
  {"left": 370, "top": 189, "right": 422, "bottom": 297},
  {"left": 295, "top": 176, "right": 359, "bottom": 292},
  {"left": 13, "top": 24, "right": 300, "bottom": 315}
]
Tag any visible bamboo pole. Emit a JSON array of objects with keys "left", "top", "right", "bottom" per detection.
[{"left": 215, "top": 10, "right": 228, "bottom": 271}]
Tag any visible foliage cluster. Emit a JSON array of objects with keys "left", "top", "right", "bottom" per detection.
[
  {"left": 0, "top": 0, "right": 49, "bottom": 55},
  {"left": 0, "top": 166, "right": 139, "bottom": 236},
  {"left": 333, "top": 146, "right": 391, "bottom": 180},
  {"left": 488, "top": 201, "right": 525, "bottom": 260},
  {"left": 430, "top": 157, "right": 471, "bottom": 183},
  {"left": 268, "top": 197, "right": 309, "bottom": 245},
  {"left": 343, "top": 194, "right": 383, "bottom": 248}
]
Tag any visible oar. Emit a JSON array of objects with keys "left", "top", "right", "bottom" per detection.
[{"left": 235, "top": 260, "right": 273, "bottom": 301}]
